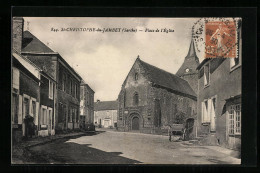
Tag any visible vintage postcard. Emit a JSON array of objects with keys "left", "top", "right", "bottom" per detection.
[{"left": 11, "top": 17, "right": 241, "bottom": 164}]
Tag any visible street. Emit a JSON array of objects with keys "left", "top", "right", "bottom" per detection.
[{"left": 27, "top": 130, "right": 240, "bottom": 164}]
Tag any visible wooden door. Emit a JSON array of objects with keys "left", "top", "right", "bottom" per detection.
[{"left": 132, "top": 117, "right": 139, "bottom": 130}]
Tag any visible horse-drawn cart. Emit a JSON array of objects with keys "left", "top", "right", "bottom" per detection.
[{"left": 168, "top": 124, "right": 184, "bottom": 141}]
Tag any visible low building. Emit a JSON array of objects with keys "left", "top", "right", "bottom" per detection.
[
  {"left": 12, "top": 50, "right": 41, "bottom": 142},
  {"left": 80, "top": 80, "right": 95, "bottom": 129},
  {"left": 196, "top": 21, "right": 242, "bottom": 150},
  {"left": 12, "top": 17, "right": 57, "bottom": 141},
  {"left": 94, "top": 101, "right": 118, "bottom": 128},
  {"left": 117, "top": 57, "right": 197, "bottom": 135}
]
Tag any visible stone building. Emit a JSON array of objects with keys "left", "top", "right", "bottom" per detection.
[
  {"left": 12, "top": 50, "right": 41, "bottom": 142},
  {"left": 13, "top": 17, "right": 82, "bottom": 132},
  {"left": 117, "top": 57, "right": 197, "bottom": 134},
  {"left": 196, "top": 22, "right": 242, "bottom": 150},
  {"left": 80, "top": 80, "right": 95, "bottom": 129},
  {"left": 176, "top": 39, "right": 200, "bottom": 94},
  {"left": 94, "top": 100, "right": 118, "bottom": 128},
  {"left": 12, "top": 17, "right": 56, "bottom": 141}
]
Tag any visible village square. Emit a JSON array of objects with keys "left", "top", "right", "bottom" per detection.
[{"left": 12, "top": 17, "right": 241, "bottom": 164}]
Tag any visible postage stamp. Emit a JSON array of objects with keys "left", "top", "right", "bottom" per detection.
[{"left": 192, "top": 18, "right": 239, "bottom": 58}]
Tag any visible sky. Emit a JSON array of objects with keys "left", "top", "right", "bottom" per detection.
[{"left": 23, "top": 17, "right": 205, "bottom": 101}]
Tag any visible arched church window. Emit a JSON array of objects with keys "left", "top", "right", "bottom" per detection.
[{"left": 133, "top": 92, "right": 139, "bottom": 106}]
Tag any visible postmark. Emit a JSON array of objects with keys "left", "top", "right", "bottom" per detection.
[{"left": 192, "top": 18, "right": 239, "bottom": 58}]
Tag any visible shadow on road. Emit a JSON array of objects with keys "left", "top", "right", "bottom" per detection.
[{"left": 26, "top": 138, "right": 142, "bottom": 164}]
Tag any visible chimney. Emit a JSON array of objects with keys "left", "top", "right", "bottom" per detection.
[{"left": 12, "top": 17, "right": 24, "bottom": 53}]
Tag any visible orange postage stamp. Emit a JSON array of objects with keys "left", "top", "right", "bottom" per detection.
[{"left": 205, "top": 20, "right": 237, "bottom": 58}]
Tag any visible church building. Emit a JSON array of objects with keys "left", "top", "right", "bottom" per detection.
[
  {"left": 117, "top": 51, "right": 198, "bottom": 134},
  {"left": 176, "top": 39, "right": 200, "bottom": 94}
]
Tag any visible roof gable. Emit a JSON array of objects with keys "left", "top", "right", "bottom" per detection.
[{"left": 22, "top": 31, "right": 55, "bottom": 53}]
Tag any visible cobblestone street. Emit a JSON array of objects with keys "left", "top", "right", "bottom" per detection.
[{"left": 20, "top": 130, "right": 240, "bottom": 164}]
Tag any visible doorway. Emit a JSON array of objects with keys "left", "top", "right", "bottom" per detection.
[
  {"left": 132, "top": 116, "right": 139, "bottom": 130},
  {"left": 185, "top": 118, "right": 195, "bottom": 140}
]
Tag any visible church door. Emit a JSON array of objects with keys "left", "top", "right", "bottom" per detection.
[{"left": 132, "top": 116, "right": 139, "bottom": 130}]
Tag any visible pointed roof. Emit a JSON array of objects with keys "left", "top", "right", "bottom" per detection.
[
  {"left": 136, "top": 58, "right": 196, "bottom": 99},
  {"left": 22, "top": 31, "right": 55, "bottom": 53},
  {"left": 187, "top": 38, "right": 196, "bottom": 57},
  {"left": 176, "top": 39, "right": 200, "bottom": 77}
]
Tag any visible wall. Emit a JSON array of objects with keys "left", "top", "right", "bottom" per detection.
[
  {"left": 197, "top": 58, "right": 241, "bottom": 149},
  {"left": 80, "top": 84, "right": 94, "bottom": 125},
  {"left": 181, "top": 73, "right": 198, "bottom": 94},
  {"left": 39, "top": 75, "right": 55, "bottom": 136},
  {"left": 94, "top": 110, "right": 117, "bottom": 128},
  {"left": 20, "top": 72, "right": 39, "bottom": 101},
  {"left": 56, "top": 61, "right": 81, "bottom": 130},
  {"left": 12, "top": 17, "right": 24, "bottom": 52},
  {"left": 117, "top": 60, "right": 149, "bottom": 131}
]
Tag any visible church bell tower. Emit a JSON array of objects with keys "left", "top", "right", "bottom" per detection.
[{"left": 176, "top": 38, "right": 200, "bottom": 94}]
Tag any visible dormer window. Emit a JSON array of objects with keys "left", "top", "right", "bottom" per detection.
[{"left": 134, "top": 72, "right": 138, "bottom": 81}]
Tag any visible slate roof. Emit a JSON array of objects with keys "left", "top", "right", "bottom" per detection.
[
  {"left": 138, "top": 58, "right": 196, "bottom": 98},
  {"left": 176, "top": 39, "right": 200, "bottom": 77},
  {"left": 22, "top": 31, "right": 55, "bottom": 53},
  {"left": 94, "top": 101, "right": 118, "bottom": 111},
  {"left": 81, "top": 80, "right": 95, "bottom": 93}
]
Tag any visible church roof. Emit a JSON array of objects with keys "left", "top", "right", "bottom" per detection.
[
  {"left": 94, "top": 101, "right": 118, "bottom": 111},
  {"left": 137, "top": 58, "right": 196, "bottom": 99},
  {"left": 22, "top": 31, "right": 55, "bottom": 53},
  {"left": 176, "top": 39, "right": 200, "bottom": 77}
]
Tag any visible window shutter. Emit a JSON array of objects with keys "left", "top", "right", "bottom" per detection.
[
  {"left": 46, "top": 108, "right": 49, "bottom": 128},
  {"left": 35, "top": 102, "right": 39, "bottom": 125},
  {"left": 29, "top": 99, "right": 33, "bottom": 116},
  {"left": 18, "top": 95, "right": 23, "bottom": 124},
  {"left": 207, "top": 99, "right": 212, "bottom": 123},
  {"left": 202, "top": 102, "right": 206, "bottom": 123}
]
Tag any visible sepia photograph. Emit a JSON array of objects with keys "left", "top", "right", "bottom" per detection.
[{"left": 11, "top": 17, "right": 242, "bottom": 164}]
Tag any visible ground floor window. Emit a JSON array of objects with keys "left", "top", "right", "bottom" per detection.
[
  {"left": 228, "top": 104, "right": 241, "bottom": 135},
  {"left": 41, "top": 107, "right": 47, "bottom": 125}
]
